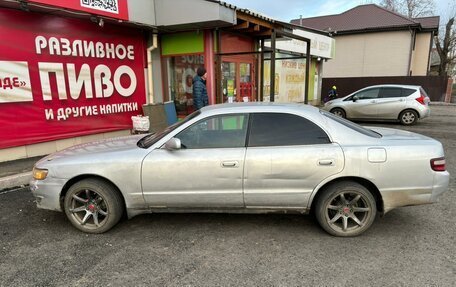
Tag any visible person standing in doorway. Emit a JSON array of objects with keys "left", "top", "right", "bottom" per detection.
[{"left": 192, "top": 67, "right": 209, "bottom": 110}]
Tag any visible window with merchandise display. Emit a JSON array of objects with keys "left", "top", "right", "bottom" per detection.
[{"left": 163, "top": 54, "right": 204, "bottom": 116}]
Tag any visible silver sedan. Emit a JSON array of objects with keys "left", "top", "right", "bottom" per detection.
[{"left": 30, "top": 103, "right": 449, "bottom": 236}]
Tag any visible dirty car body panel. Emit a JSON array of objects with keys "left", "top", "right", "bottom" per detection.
[{"left": 30, "top": 103, "right": 450, "bottom": 236}]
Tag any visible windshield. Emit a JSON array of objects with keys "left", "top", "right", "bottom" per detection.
[
  {"left": 137, "top": 110, "right": 201, "bottom": 149},
  {"left": 321, "top": 110, "right": 382, "bottom": 138}
]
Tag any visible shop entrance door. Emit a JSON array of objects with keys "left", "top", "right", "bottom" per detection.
[
  {"left": 220, "top": 60, "right": 255, "bottom": 103},
  {"left": 239, "top": 62, "right": 254, "bottom": 102}
]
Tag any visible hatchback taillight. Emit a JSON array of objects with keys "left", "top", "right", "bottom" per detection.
[
  {"left": 431, "top": 157, "right": 446, "bottom": 171},
  {"left": 416, "top": 94, "right": 427, "bottom": 105}
]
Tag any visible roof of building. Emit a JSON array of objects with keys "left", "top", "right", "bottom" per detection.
[
  {"left": 414, "top": 16, "right": 440, "bottom": 29},
  {"left": 290, "top": 4, "right": 439, "bottom": 35}
]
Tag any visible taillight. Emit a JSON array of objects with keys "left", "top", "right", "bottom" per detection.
[
  {"left": 431, "top": 157, "right": 446, "bottom": 171},
  {"left": 416, "top": 94, "right": 426, "bottom": 105}
]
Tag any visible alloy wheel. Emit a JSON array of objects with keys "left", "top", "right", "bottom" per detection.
[
  {"left": 68, "top": 188, "right": 109, "bottom": 228},
  {"left": 324, "top": 191, "right": 373, "bottom": 233}
]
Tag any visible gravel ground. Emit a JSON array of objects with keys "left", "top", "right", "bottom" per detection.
[{"left": 1, "top": 105, "right": 455, "bottom": 286}]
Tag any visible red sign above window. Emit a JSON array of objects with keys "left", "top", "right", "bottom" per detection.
[
  {"left": 0, "top": 9, "right": 146, "bottom": 149},
  {"left": 29, "top": 0, "right": 129, "bottom": 20}
]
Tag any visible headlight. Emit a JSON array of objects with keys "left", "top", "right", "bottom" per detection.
[{"left": 33, "top": 167, "right": 48, "bottom": 180}]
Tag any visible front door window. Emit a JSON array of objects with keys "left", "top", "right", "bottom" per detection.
[{"left": 177, "top": 114, "right": 249, "bottom": 149}]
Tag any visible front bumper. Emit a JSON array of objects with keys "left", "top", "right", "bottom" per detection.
[{"left": 29, "top": 177, "right": 67, "bottom": 212}]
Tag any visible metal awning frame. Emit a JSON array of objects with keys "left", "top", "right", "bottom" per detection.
[{"left": 215, "top": 29, "right": 311, "bottom": 104}]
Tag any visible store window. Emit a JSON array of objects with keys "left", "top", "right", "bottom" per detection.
[{"left": 164, "top": 54, "right": 204, "bottom": 115}]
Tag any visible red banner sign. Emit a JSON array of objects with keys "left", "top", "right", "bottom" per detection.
[
  {"left": 0, "top": 9, "right": 146, "bottom": 149},
  {"left": 29, "top": 0, "right": 129, "bottom": 20}
]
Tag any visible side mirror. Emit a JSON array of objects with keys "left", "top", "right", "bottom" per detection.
[
  {"left": 164, "top": 137, "right": 181, "bottom": 150},
  {"left": 352, "top": 95, "right": 359, "bottom": 102}
]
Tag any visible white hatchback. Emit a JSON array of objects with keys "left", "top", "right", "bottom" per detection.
[{"left": 323, "top": 84, "right": 431, "bottom": 125}]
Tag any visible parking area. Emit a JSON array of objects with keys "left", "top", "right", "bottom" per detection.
[{"left": 1, "top": 104, "right": 455, "bottom": 286}]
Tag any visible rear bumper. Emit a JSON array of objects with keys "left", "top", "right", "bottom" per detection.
[
  {"left": 417, "top": 105, "right": 431, "bottom": 119},
  {"left": 381, "top": 171, "right": 450, "bottom": 213},
  {"left": 29, "top": 177, "right": 67, "bottom": 212},
  {"left": 430, "top": 171, "right": 450, "bottom": 202}
]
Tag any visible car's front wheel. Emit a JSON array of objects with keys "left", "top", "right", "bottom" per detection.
[
  {"left": 315, "top": 181, "right": 377, "bottom": 237},
  {"left": 330, "top": 108, "right": 346, "bottom": 118},
  {"left": 399, "top": 109, "right": 418, "bottom": 125},
  {"left": 64, "top": 178, "right": 124, "bottom": 233}
]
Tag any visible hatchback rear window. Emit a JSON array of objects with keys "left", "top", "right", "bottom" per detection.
[{"left": 420, "top": 87, "right": 430, "bottom": 98}]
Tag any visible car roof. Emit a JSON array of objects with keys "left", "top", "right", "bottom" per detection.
[
  {"left": 361, "top": 84, "right": 421, "bottom": 89},
  {"left": 200, "top": 102, "right": 320, "bottom": 115}
]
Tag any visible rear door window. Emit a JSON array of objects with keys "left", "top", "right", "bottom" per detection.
[
  {"left": 380, "top": 88, "right": 402, "bottom": 98},
  {"left": 248, "top": 113, "right": 330, "bottom": 147}
]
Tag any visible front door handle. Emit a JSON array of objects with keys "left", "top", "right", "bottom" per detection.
[
  {"left": 318, "top": 159, "right": 334, "bottom": 166},
  {"left": 370, "top": 100, "right": 377, "bottom": 103},
  {"left": 222, "top": 161, "right": 239, "bottom": 168}
]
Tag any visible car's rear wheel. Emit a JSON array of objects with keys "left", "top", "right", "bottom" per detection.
[
  {"left": 64, "top": 178, "right": 123, "bottom": 234},
  {"left": 330, "top": 108, "right": 346, "bottom": 118},
  {"left": 399, "top": 109, "right": 418, "bottom": 125},
  {"left": 315, "top": 181, "right": 376, "bottom": 237}
]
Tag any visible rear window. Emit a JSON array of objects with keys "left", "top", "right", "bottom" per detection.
[
  {"left": 420, "top": 87, "right": 430, "bottom": 98},
  {"left": 321, "top": 111, "right": 382, "bottom": 138}
]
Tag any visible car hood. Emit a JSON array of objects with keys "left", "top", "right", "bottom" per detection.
[
  {"left": 38, "top": 134, "right": 146, "bottom": 164},
  {"left": 368, "top": 127, "right": 432, "bottom": 141}
]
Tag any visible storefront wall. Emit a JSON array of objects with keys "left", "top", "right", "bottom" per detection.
[{"left": 0, "top": 8, "right": 147, "bottom": 161}]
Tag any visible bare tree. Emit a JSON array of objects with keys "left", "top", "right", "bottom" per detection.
[
  {"left": 380, "top": 0, "right": 399, "bottom": 13},
  {"left": 435, "top": 16, "right": 456, "bottom": 76},
  {"left": 404, "top": 0, "right": 435, "bottom": 18},
  {"left": 380, "top": 0, "right": 435, "bottom": 18}
]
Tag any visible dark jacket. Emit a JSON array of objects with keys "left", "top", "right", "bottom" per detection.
[{"left": 192, "top": 75, "right": 209, "bottom": 110}]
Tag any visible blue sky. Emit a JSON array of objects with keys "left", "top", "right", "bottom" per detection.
[{"left": 224, "top": 0, "right": 454, "bottom": 24}]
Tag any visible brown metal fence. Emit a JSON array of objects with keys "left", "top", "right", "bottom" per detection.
[{"left": 322, "top": 76, "right": 452, "bottom": 103}]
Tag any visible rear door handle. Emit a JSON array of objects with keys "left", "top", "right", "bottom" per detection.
[
  {"left": 222, "top": 161, "right": 239, "bottom": 168},
  {"left": 318, "top": 159, "right": 334, "bottom": 166},
  {"left": 370, "top": 100, "right": 377, "bottom": 103}
]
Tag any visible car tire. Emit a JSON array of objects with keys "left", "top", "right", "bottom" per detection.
[
  {"left": 64, "top": 178, "right": 124, "bottom": 234},
  {"left": 315, "top": 181, "right": 377, "bottom": 237},
  {"left": 330, "top": 108, "right": 346, "bottom": 118},
  {"left": 399, "top": 109, "right": 418, "bottom": 125}
]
